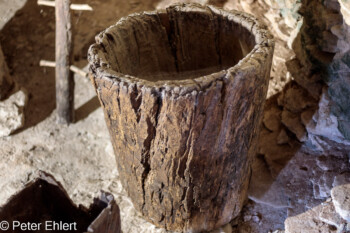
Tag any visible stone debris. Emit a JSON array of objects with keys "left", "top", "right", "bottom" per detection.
[
  {"left": 305, "top": 90, "right": 350, "bottom": 145},
  {"left": 252, "top": 215, "right": 261, "bottom": 223},
  {"left": 277, "top": 128, "right": 290, "bottom": 145},
  {"left": 331, "top": 184, "right": 350, "bottom": 222},
  {"left": 0, "top": 88, "right": 27, "bottom": 137},
  {"left": 210, "top": 223, "right": 232, "bottom": 233},
  {"left": 281, "top": 109, "right": 307, "bottom": 142},
  {"left": 277, "top": 83, "right": 317, "bottom": 113},
  {"left": 263, "top": 108, "right": 281, "bottom": 132},
  {"left": 311, "top": 171, "right": 334, "bottom": 199},
  {"left": 285, "top": 204, "right": 337, "bottom": 233},
  {"left": 285, "top": 198, "right": 349, "bottom": 233},
  {"left": 333, "top": 173, "right": 350, "bottom": 187},
  {"left": 319, "top": 201, "right": 347, "bottom": 230},
  {"left": 244, "top": 215, "right": 252, "bottom": 222}
]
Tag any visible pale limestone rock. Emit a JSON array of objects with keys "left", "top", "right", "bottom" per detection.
[
  {"left": 0, "top": 0, "right": 27, "bottom": 30},
  {"left": 0, "top": 89, "right": 27, "bottom": 137},
  {"left": 339, "top": 0, "right": 350, "bottom": 26},
  {"left": 331, "top": 184, "right": 350, "bottom": 222},
  {"left": 311, "top": 172, "right": 334, "bottom": 199},
  {"left": 319, "top": 201, "right": 347, "bottom": 229},
  {"left": 305, "top": 89, "right": 350, "bottom": 145},
  {"left": 285, "top": 204, "right": 337, "bottom": 233}
]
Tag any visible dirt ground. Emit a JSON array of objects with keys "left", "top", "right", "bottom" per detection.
[{"left": 0, "top": 0, "right": 349, "bottom": 233}]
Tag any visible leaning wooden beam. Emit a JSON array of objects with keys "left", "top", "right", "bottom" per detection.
[
  {"left": 40, "top": 60, "right": 87, "bottom": 77},
  {"left": 37, "top": 0, "right": 93, "bottom": 11},
  {"left": 55, "top": 0, "right": 74, "bottom": 124}
]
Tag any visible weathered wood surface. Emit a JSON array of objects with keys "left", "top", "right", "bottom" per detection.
[
  {"left": 89, "top": 3, "right": 274, "bottom": 232},
  {"left": 0, "top": 44, "right": 14, "bottom": 100},
  {"left": 55, "top": 0, "right": 74, "bottom": 124},
  {"left": 0, "top": 171, "right": 121, "bottom": 233}
]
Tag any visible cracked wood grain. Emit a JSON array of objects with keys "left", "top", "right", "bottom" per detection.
[{"left": 88, "top": 3, "right": 274, "bottom": 232}]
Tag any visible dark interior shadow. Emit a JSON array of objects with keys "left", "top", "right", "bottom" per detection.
[
  {"left": 75, "top": 95, "right": 100, "bottom": 122},
  {"left": 0, "top": 0, "right": 56, "bottom": 134}
]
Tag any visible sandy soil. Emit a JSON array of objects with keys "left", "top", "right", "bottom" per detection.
[{"left": 0, "top": 1, "right": 349, "bottom": 233}]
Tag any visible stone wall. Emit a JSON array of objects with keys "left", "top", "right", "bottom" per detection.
[{"left": 223, "top": 0, "right": 350, "bottom": 144}]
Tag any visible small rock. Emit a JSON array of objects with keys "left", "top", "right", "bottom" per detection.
[
  {"left": 278, "top": 83, "right": 317, "bottom": 113},
  {"left": 305, "top": 89, "right": 349, "bottom": 145},
  {"left": 330, "top": 24, "right": 344, "bottom": 40},
  {"left": 340, "top": 0, "right": 350, "bottom": 25},
  {"left": 324, "top": 0, "right": 341, "bottom": 12},
  {"left": 252, "top": 215, "right": 260, "bottom": 223},
  {"left": 311, "top": 172, "right": 334, "bottom": 199},
  {"left": 316, "top": 156, "right": 347, "bottom": 172},
  {"left": 244, "top": 215, "right": 252, "bottom": 222},
  {"left": 281, "top": 109, "right": 307, "bottom": 142},
  {"left": 331, "top": 184, "right": 350, "bottom": 222},
  {"left": 319, "top": 201, "right": 346, "bottom": 229},
  {"left": 333, "top": 173, "right": 350, "bottom": 187},
  {"left": 301, "top": 108, "right": 316, "bottom": 127},
  {"left": 325, "top": 13, "right": 343, "bottom": 30},
  {"left": 277, "top": 128, "right": 290, "bottom": 144},
  {"left": 318, "top": 31, "right": 339, "bottom": 53},
  {"left": 0, "top": 88, "right": 27, "bottom": 137},
  {"left": 263, "top": 109, "right": 281, "bottom": 131},
  {"left": 210, "top": 223, "right": 232, "bottom": 233},
  {"left": 285, "top": 204, "right": 337, "bottom": 233}
]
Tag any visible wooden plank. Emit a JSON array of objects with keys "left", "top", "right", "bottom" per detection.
[{"left": 55, "top": 0, "right": 74, "bottom": 124}]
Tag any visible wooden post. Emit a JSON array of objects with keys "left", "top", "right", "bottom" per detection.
[{"left": 55, "top": 0, "right": 74, "bottom": 124}]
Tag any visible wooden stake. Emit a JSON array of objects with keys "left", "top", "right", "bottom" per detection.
[
  {"left": 40, "top": 60, "right": 87, "bottom": 77},
  {"left": 55, "top": 0, "right": 74, "bottom": 124},
  {"left": 37, "top": 0, "right": 93, "bottom": 11}
]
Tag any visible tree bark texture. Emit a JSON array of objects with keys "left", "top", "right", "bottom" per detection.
[
  {"left": 88, "top": 3, "right": 274, "bottom": 232},
  {"left": 55, "top": 0, "right": 74, "bottom": 124},
  {"left": 0, "top": 44, "right": 14, "bottom": 100}
]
